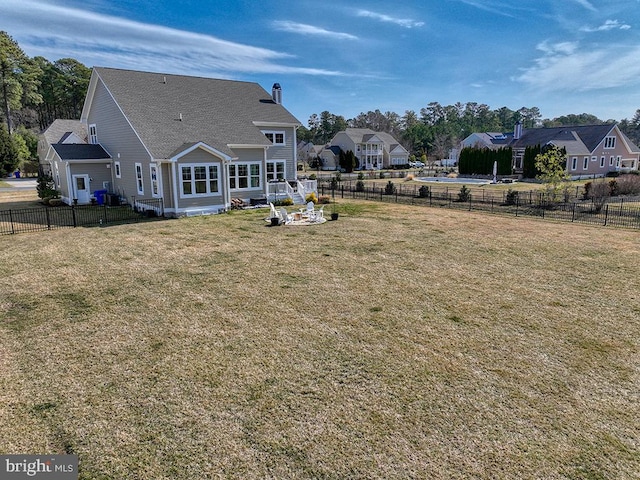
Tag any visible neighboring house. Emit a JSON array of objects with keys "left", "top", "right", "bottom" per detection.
[
  {"left": 40, "top": 67, "right": 312, "bottom": 214},
  {"left": 325, "top": 128, "right": 409, "bottom": 170},
  {"left": 460, "top": 132, "right": 514, "bottom": 150},
  {"left": 319, "top": 146, "right": 342, "bottom": 171},
  {"left": 462, "top": 123, "right": 640, "bottom": 179}
]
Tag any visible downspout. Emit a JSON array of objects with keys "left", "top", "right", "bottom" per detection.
[
  {"left": 293, "top": 125, "right": 299, "bottom": 181},
  {"left": 171, "top": 162, "right": 179, "bottom": 216}
]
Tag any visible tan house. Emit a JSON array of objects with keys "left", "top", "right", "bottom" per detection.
[
  {"left": 323, "top": 128, "right": 409, "bottom": 170},
  {"left": 462, "top": 123, "right": 640, "bottom": 179},
  {"left": 511, "top": 123, "right": 639, "bottom": 179}
]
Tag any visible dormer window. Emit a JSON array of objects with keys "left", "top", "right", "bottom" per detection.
[
  {"left": 263, "top": 130, "right": 285, "bottom": 146},
  {"left": 604, "top": 136, "right": 616, "bottom": 149},
  {"left": 89, "top": 124, "right": 98, "bottom": 144}
]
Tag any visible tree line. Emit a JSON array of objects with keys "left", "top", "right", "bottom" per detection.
[
  {"left": 299, "top": 106, "right": 640, "bottom": 160},
  {"left": 1, "top": 31, "right": 91, "bottom": 176},
  {"left": 2, "top": 29, "right": 640, "bottom": 177}
]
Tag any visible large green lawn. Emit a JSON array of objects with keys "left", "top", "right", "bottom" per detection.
[{"left": 1, "top": 201, "right": 638, "bottom": 479}]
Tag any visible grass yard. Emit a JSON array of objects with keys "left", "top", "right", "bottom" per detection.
[{"left": 1, "top": 200, "right": 639, "bottom": 479}]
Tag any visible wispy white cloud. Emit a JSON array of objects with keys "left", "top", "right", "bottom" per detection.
[
  {"left": 571, "top": 0, "right": 597, "bottom": 12},
  {"left": 457, "top": 0, "right": 516, "bottom": 18},
  {"left": 580, "top": 19, "right": 632, "bottom": 32},
  {"left": 0, "top": 0, "right": 345, "bottom": 77},
  {"left": 514, "top": 40, "right": 640, "bottom": 92},
  {"left": 355, "top": 9, "right": 424, "bottom": 28},
  {"left": 272, "top": 21, "right": 358, "bottom": 40}
]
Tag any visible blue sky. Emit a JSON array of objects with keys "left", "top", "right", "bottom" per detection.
[{"left": 2, "top": 0, "right": 640, "bottom": 126}]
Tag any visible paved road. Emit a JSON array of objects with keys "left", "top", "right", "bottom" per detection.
[{"left": 0, "top": 177, "right": 37, "bottom": 192}]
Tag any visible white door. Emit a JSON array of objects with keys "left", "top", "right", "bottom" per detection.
[{"left": 72, "top": 174, "right": 91, "bottom": 204}]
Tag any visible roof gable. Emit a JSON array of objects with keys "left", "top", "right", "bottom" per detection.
[{"left": 86, "top": 67, "right": 301, "bottom": 159}]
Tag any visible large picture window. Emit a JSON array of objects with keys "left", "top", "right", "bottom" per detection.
[
  {"left": 229, "top": 163, "right": 261, "bottom": 190},
  {"left": 180, "top": 164, "right": 219, "bottom": 196}
]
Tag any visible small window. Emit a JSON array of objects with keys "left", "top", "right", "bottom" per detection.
[
  {"left": 616, "top": 156, "right": 621, "bottom": 167},
  {"left": 600, "top": 157, "right": 605, "bottom": 168},
  {"left": 604, "top": 136, "right": 616, "bottom": 149},
  {"left": 610, "top": 156, "right": 615, "bottom": 166},
  {"left": 262, "top": 130, "right": 285, "bottom": 146},
  {"left": 135, "top": 162, "right": 144, "bottom": 195},
  {"left": 591, "top": 156, "right": 597, "bottom": 162},
  {"left": 89, "top": 124, "right": 98, "bottom": 144},
  {"left": 571, "top": 157, "right": 577, "bottom": 170},
  {"left": 114, "top": 161, "right": 121, "bottom": 178},
  {"left": 583, "top": 157, "right": 589, "bottom": 170}
]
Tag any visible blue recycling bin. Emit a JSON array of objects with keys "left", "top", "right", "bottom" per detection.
[
  {"left": 94, "top": 189, "right": 107, "bottom": 205},
  {"left": 14, "top": 171, "right": 20, "bottom": 178}
]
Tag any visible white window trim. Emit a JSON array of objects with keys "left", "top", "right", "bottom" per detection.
[
  {"left": 89, "top": 124, "right": 98, "bottom": 144},
  {"left": 229, "top": 162, "right": 261, "bottom": 191},
  {"left": 610, "top": 156, "right": 615, "bottom": 166},
  {"left": 150, "top": 163, "right": 161, "bottom": 198},
  {"left": 583, "top": 157, "right": 589, "bottom": 170},
  {"left": 591, "top": 156, "right": 597, "bottom": 162},
  {"left": 266, "top": 160, "right": 286, "bottom": 181},
  {"left": 571, "top": 157, "right": 577, "bottom": 171},
  {"left": 600, "top": 157, "right": 605, "bottom": 168},
  {"left": 604, "top": 136, "right": 616, "bottom": 149},
  {"left": 135, "top": 162, "right": 144, "bottom": 195},
  {"left": 262, "top": 130, "right": 286, "bottom": 146},
  {"left": 114, "top": 161, "right": 121, "bottom": 178},
  {"left": 179, "top": 163, "right": 220, "bottom": 198}
]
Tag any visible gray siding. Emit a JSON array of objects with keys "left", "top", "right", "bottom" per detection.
[
  {"left": 264, "top": 126, "right": 297, "bottom": 178},
  {"left": 175, "top": 148, "right": 225, "bottom": 209},
  {"left": 86, "top": 80, "right": 153, "bottom": 202}
]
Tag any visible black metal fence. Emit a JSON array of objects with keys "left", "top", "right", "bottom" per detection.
[
  {"left": 0, "top": 198, "right": 164, "bottom": 235},
  {"left": 320, "top": 184, "right": 640, "bottom": 230}
]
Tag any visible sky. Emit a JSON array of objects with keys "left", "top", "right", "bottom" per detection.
[{"left": 2, "top": 0, "right": 640, "bottom": 126}]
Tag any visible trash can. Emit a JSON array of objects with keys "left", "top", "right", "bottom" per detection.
[
  {"left": 14, "top": 171, "right": 20, "bottom": 178},
  {"left": 94, "top": 189, "right": 107, "bottom": 205}
]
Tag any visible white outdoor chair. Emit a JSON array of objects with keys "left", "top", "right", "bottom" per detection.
[
  {"left": 279, "top": 207, "right": 292, "bottom": 225},
  {"left": 269, "top": 202, "right": 279, "bottom": 219},
  {"left": 310, "top": 205, "right": 324, "bottom": 222},
  {"left": 306, "top": 201, "right": 315, "bottom": 216}
]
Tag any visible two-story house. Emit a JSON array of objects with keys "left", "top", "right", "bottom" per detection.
[
  {"left": 322, "top": 128, "right": 409, "bottom": 170},
  {"left": 461, "top": 123, "right": 640, "bottom": 179},
  {"left": 40, "top": 67, "right": 313, "bottom": 215}
]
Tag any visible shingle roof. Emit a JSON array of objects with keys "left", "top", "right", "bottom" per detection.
[
  {"left": 52, "top": 143, "right": 111, "bottom": 160},
  {"left": 92, "top": 67, "right": 301, "bottom": 159},
  {"left": 513, "top": 124, "right": 615, "bottom": 152},
  {"left": 42, "top": 120, "right": 86, "bottom": 144}
]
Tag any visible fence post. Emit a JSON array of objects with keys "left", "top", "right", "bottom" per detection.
[
  {"left": 468, "top": 195, "right": 472, "bottom": 211},
  {"left": 46, "top": 207, "right": 51, "bottom": 230},
  {"left": 9, "top": 209, "right": 15, "bottom": 234},
  {"left": 103, "top": 203, "right": 108, "bottom": 224},
  {"left": 429, "top": 190, "right": 432, "bottom": 206},
  {"left": 604, "top": 204, "right": 609, "bottom": 226},
  {"left": 571, "top": 202, "right": 576, "bottom": 222}
]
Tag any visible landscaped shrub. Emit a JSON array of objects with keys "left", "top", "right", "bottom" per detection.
[
  {"left": 418, "top": 185, "right": 429, "bottom": 198},
  {"left": 274, "top": 198, "right": 293, "bottom": 206},
  {"left": 504, "top": 188, "right": 518, "bottom": 205},
  {"left": 405, "top": 173, "right": 414, "bottom": 181},
  {"left": 317, "top": 195, "right": 331, "bottom": 204},
  {"left": 457, "top": 185, "right": 471, "bottom": 202},
  {"left": 36, "top": 173, "right": 60, "bottom": 200},
  {"left": 329, "top": 176, "right": 339, "bottom": 191},
  {"left": 384, "top": 180, "right": 396, "bottom": 195},
  {"left": 305, "top": 192, "right": 318, "bottom": 204},
  {"left": 355, "top": 180, "right": 365, "bottom": 192},
  {"left": 357, "top": 172, "right": 365, "bottom": 181},
  {"left": 379, "top": 171, "right": 386, "bottom": 179},
  {"left": 615, "top": 174, "right": 640, "bottom": 195}
]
